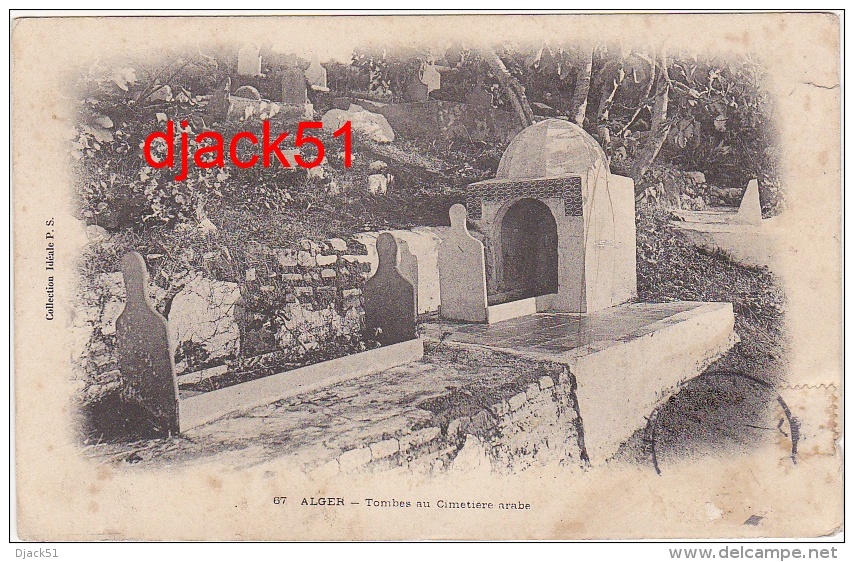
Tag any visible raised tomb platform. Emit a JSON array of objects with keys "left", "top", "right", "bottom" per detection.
[{"left": 422, "top": 301, "right": 737, "bottom": 463}]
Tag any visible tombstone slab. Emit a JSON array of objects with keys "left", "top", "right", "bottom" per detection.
[
  {"left": 237, "top": 43, "right": 262, "bottom": 77},
  {"left": 281, "top": 65, "right": 308, "bottom": 105},
  {"left": 735, "top": 179, "right": 762, "bottom": 225},
  {"left": 438, "top": 204, "right": 488, "bottom": 322},
  {"left": 115, "top": 252, "right": 179, "bottom": 434},
  {"left": 304, "top": 60, "right": 328, "bottom": 90},
  {"left": 362, "top": 233, "right": 417, "bottom": 345}
]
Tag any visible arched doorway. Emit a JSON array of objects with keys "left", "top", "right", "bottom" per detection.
[{"left": 496, "top": 198, "right": 559, "bottom": 302}]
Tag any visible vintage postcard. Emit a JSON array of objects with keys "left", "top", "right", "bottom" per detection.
[{"left": 11, "top": 12, "right": 842, "bottom": 541}]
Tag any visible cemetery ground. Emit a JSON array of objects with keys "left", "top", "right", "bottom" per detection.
[{"left": 76, "top": 124, "right": 786, "bottom": 471}]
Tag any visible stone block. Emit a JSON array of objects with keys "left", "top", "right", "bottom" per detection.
[
  {"left": 400, "top": 427, "right": 441, "bottom": 451},
  {"left": 526, "top": 383, "right": 540, "bottom": 399},
  {"left": 316, "top": 254, "right": 337, "bottom": 266},
  {"left": 321, "top": 269, "right": 336, "bottom": 279},
  {"left": 489, "top": 400, "right": 509, "bottom": 418},
  {"left": 369, "top": 439, "right": 400, "bottom": 460},
  {"left": 342, "top": 288, "right": 361, "bottom": 297},
  {"left": 276, "top": 249, "right": 298, "bottom": 268},
  {"left": 282, "top": 273, "right": 303, "bottom": 282},
  {"left": 327, "top": 238, "right": 348, "bottom": 252},
  {"left": 297, "top": 251, "right": 316, "bottom": 267},
  {"left": 337, "top": 447, "right": 372, "bottom": 472},
  {"left": 169, "top": 275, "right": 241, "bottom": 362},
  {"left": 539, "top": 375, "right": 555, "bottom": 390}
]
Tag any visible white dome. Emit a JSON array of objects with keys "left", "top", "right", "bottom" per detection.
[{"left": 496, "top": 119, "right": 607, "bottom": 180}]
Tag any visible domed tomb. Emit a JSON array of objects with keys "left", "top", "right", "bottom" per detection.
[
  {"left": 451, "top": 118, "right": 637, "bottom": 319},
  {"left": 495, "top": 119, "right": 608, "bottom": 180}
]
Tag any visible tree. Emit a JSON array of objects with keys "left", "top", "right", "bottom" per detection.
[
  {"left": 481, "top": 48, "right": 535, "bottom": 128},
  {"left": 570, "top": 48, "right": 593, "bottom": 126},
  {"left": 630, "top": 49, "right": 671, "bottom": 186}
]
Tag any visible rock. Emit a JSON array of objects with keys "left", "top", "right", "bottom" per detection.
[
  {"left": 327, "top": 238, "right": 348, "bottom": 252},
  {"left": 367, "top": 174, "right": 388, "bottom": 195},
  {"left": 508, "top": 392, "right": 527, "bottom": 411},
  {"left": 86, "top": 225, "right": 110, "bottom": 243},
  {"left": 369, "top": 439, "right": 400, "bottom": 460},
  {"left": 297, "top": 251, "right": 316, "bottom": 267},
  {"left": 685, "top": 171, "right": 707, "bottom": 185},
  {"left": 168, "top": 275, "right": 241, "bottom": 362},
  {"left": 368, "top": 160, "right": 388, "bottom": 172},
  {"left": 399, "top": 427, "right": 440, "bottom": 451},
  {"left": 338, "top": 447, "right": 372, "bottom": 472},
  {"left": 245, "top": 268, "right": 256, "bottom": 282},
  {"left": 197, "top": 219, "right": 218, "bottom": 235},
  {"left": 148, "top": 85, "right": 173, "bottom": 102}
]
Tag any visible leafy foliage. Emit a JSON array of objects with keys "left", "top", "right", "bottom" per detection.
[{"left": 345, "top": 43, "right": 782, "bottom": 213}]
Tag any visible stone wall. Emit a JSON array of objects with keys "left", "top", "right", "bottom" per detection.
[
  {"left": 234, "top": 236, "right": 373, "bottom": 365},
  {"left": 74, "top": 228, "right": 447, "bottom": 402},
  {"left": 302, "top": 363, "right": 586, "bottom": 478},
  {"left": 73, "top": 234, "right": 376, "bottom": 401}
]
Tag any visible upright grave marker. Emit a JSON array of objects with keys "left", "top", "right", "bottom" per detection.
[
  {"left": 281, "top": 65, "right": 308, "bottom": 105},
  {"left": 438, "top": 204, "right": 488, "bottom": 322},
  {"left": 363, "top": 233, "right": 417, "bottom": 345},
  {"left": 304, "top": 60, "right": 328, "bottom": 90},
  {"left": 237, "top": 43, "right": 262, "bottom": 77}
]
